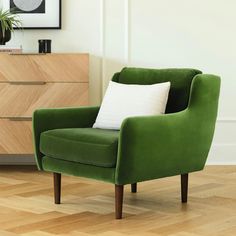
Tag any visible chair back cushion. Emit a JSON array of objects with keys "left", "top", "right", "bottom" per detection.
[{"left": 112, "top": 68, "right": 202, "bottom": 113}]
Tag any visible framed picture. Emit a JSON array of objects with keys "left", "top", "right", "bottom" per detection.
[{"left": 2, "top": 0, "right": 61, "bottom": 29}]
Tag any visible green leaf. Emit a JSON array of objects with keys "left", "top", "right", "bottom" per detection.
[{"left": 0, "top": 8, "right": 22, "bottom": 35}]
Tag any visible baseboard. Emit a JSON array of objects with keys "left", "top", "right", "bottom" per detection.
[{"left": 0, "top": 155, "right": 36, "bottom": 165}]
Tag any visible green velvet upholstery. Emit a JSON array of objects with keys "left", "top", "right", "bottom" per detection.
[
  {"left": 42, "top": 156, "right": 115, "bottom": 183},
  {"left": 40, "top": 128, "right": 119, "bottom": 168},
  {"left": 112, "top": 68, "right": 202, "bottom": 113},
  {"left": 33, "top": 106, "right": 100, "bottom": 170},
  {"left": 116, "top": 74, "right": 220, "bottom": 184},
  {"left": 33, "top": 68, "right": 220, "bottom": 186}
]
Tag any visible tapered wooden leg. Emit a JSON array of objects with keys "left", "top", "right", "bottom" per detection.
[
  {"left": 181, "top": 173, "right": 188, "bottom": 203},
  {"left": 115, "top": 185, "right": 124, "bottom": 219},
  {"left": 131, "top": 183, "right": 137, "bottom": 193},
  {"left": 53, "top": 173, "right": 61, "bottom": 204}
]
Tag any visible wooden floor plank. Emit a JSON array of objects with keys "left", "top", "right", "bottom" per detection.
[{"left": 0, "top": 165, "right": 234, "bottom": 236}]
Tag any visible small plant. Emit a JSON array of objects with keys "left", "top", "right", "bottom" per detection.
[{"left": 0, "top": 8, "right": 22, "bottom": 36}]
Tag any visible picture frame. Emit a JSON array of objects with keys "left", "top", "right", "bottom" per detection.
[{"left": 2, "top": 0, "right": 61, "bottom": 29}]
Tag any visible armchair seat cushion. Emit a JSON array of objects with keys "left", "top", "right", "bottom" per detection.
[{"left": 40, "top": 128, "right": 119, "bottom": 168}]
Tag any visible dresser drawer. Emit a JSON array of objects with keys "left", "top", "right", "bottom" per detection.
[
  {"left": 0, "top": 82, "right": 88, "bottom": 118},
  {"left": 0, "top": 119, "right": 33, "bottom": 154},
  {"left": 0, "top": 54, "right": 88, "bottom": 83}
]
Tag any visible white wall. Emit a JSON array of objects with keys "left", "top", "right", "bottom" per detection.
[{"left": 1, "top": 0, "right": 236, "bottom": 164}]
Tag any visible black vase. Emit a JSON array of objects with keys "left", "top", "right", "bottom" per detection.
[
  {"left": 0, "top": 26, "right": 11, "bottom": 45},
  {"left": 38, "top": 40, "right": 52, "bottom": 53}
]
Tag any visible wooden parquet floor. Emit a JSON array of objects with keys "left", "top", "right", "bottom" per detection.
[{"left": 0, "top": 166, "right": 235, "bottom": 236}]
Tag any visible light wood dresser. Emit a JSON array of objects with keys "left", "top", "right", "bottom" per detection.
[{"left": 0, "top": 53, "right": 89, "bottom": 155}]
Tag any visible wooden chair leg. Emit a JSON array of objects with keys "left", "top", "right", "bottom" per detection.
[
  {"left": 53, "top": 172, "right": 61, "bottom": 204},
  {"left": 115, "top": 185, "right": 124, "bottom": 219},
  {"left": 181, "top": 173, "right": 188, "bottom": 203},
  {"left": 131, "top": 183, "right": 137, "bottom": 193}
]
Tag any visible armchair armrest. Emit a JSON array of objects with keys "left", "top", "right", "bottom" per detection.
[
  {"left": 115, "top": 74, "right": 220, "bottom": 185},
  {"left": 33, "top": 106, "right": 100, "bottom": 170}
]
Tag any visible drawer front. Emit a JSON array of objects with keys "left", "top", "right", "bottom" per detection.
[
  {"left": 0, "top": 54, "right": 88, "bottom": 83},
  {"left": 0, "top": 83, "right": 89, "bottom": 118},
  {"left": 0, "top": 119, "right": 33, "bottom": 154}
]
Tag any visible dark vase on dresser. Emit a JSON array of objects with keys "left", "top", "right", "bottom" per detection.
[{"left": 0, "top": 25, "right": 11, "bottom": 45}]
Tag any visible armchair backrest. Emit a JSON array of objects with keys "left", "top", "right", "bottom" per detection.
[{"left": 112, "top": 67, "right": 202, "bottom": 113}]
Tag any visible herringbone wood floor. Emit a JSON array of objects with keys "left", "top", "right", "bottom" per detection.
[{"left": 0, "top": 166, "right": 235, "bottom": 236}]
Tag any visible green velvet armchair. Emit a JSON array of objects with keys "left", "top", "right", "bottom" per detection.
[{"left": 33, "top": 68, "right": 220, "bottom": 219}]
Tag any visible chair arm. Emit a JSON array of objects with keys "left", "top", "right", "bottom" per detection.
[
  {"left": 115, "top": 74, "right": 220, "bottom": 185},
  {"left": 33, "top": 106, "right": 100, "bottom": 170}
]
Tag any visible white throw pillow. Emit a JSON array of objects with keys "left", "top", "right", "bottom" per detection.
[{"left": 93, "top": 81, "right": 171, "bottom": 130}]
